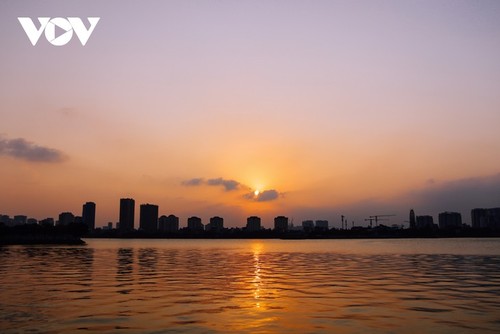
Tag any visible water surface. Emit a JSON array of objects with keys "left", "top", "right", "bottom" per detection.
[{"left": 1, "top": 238, "right": 499, "bottom": 333}]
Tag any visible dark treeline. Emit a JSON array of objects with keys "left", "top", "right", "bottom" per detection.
[
  {"left": 2, "top": 222, "right": 500, "bottom": 245},
  {"left": 0, "top": 223, "right": 86, "bottom": 245},
  {"left": 88, "top": 224, "right": 500, "bottom": 239}
]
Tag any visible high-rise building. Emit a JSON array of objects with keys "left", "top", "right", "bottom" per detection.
[
  {"left": 159, "top": 214, "right": 179, "bottom": 232},
  {"left": 119, "top": 198, "right": 135, "bottom": 231},
  {"left": 187, "top": 216, "right": 203, "bottom": 232},
  {"left": 409, "top": 209, "right": 416, "bottom": 229},
  {"left": 58, "top": 212, "right": 75, "bottom": 226},
  {"left": 0, "top": 215, "right": 11, "bottom": 225},
  {"left": 246, "top": 216, "right": 261, "bottom": 231},
  {"left": 82, "top": 202, "right": 96, "bottom": 230},
  {"left": 139, "top": 204, "right": 159, "bottom": 232},
  {"left": 471, "top": 208, "right": 500, "bottom": 230},
  {"left": 471, "top": 208, "right": 487, "bottom": 229},
  {"left": 438, "top": 212, "right": 462, "bottom": 229},
  {"left": 206, "top": 216, "right": 224, "bottom": 232},
  {"left": 302, "top": 220, "right": 314, "bottom": 231},
  {"left": 416, "top": 215, "right": 434, "bottom": 229},
  {"left": 39, "top": 218, "right": 55, "bottom": 227},
  {"left": 315, "top": 220, "right": 329, "bottom": 230},
  {"left": 27, "top": 218, "right": 38, "bottom": 225},
  {"left": 13, "top": 215, "right": 27, "bottom": 226},
  {"left": 274, "top": 216, "right": 288, "bottom": 233}
]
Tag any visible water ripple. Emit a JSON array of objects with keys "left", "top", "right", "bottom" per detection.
[{"left": 1, "top": 239, "right": 500, "bottom": 333}]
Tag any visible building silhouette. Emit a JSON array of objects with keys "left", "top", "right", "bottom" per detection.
[
  {"left": 274, "top": 216, "right": 288, "bottom": 233},
  {"left": 315, "top": 220, "right": 329, "bottom": 231},
  {"left": 471, "top": 208, "right": 500, "bottom": 230},
  {"left": 416, "top": 215, "right": 434, "bottom": 229},
  {"left": 246, "top": 216, "right": 261, "bottom": 231},
  {"left": 0, "top": 215, "right": 11, "bottom": 225},
  {"left": 302, "top": 220, "right": 314, "bottom": 232},
  {"left": 39, "top": 217, "right": 54, "bottom": 227},
  {"left": 409, "top": 209, "right": 416, "bottom": 229},
  {"left": 58, "top": 212, "right": 75, "bottom": 226},
  {"left": 187, "top": 216, "right": 203, "bottom": 232},
  {"left": 438, "top": 212, "right": 462, "bottom": 229},
  {"left": 13, "top": 215, "right": 27, "bottom": 226},
  {"left": 82, "top": 202, "right": 96, "bottom": 230},
  {"left": 27, "top": 218, "right": 38, "bottom": 225},
  {"left": 139, "top": 204, "right": 159, "bottom": 232},
  {"left": 206, "top": 216, "right": 224, "bottom": 232},
  {"left": 159, "top": 214, "right": 179, "bottom": 232},
  {"left": 119, "top": 198, "right": 135, "bottom": 231}
]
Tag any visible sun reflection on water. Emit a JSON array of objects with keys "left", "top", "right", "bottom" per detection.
[{"left": 251, "top": 242, "right": 263, "bottom": 310}]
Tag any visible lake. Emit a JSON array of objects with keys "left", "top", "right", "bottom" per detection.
[{"left": 1, "top": 238, "right": 500, "bottom": 333}]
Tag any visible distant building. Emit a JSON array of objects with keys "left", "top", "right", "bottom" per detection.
[
  {"left": 74, "top": 216, "right": 83, "bottom": 224},
  {"left": 409, "top": 209, "right": 416, "bottom": 229},
  {"left": 0, "top": 215, "right": 11, "bottom": 225},
  {"left": 82, "top": 202, "right": 96, "bottom": 230},
  {"left": 27, "top": 218, "right": 38, "bottom": 225},
  {"left": 14, "top": 215, "right": 27, "bottom": 226},
  {"left": 39, "top": 218, "right": 54, "bottom": 227},
  {"left": 206, "top": 216, "right": 224, "bottom": 232},
  {"left": 140, "top": 204, "right": 159, "bottom": 232},
  {"left": 159, "top": 214, "right": 179, "bottom": 232},
  {"left": 471, "top": 208, "right": 500, "bottom": 230},
  {"left": 246, "top": 216, "right": 261, "bottom": 232},
  {"left": 58, "top": 212, "right": 75, "bottom": 226},
  {"left": 302, "top": 220, "right": 314, "bottom": 232},
  {"left": 187, "top": 216, "right": 204, "bottom": 232},
  {"left": 274, "top": 216, "right": 288, "bottom": 233},
  {"left": 119, "top": 198, "right": 135, "bottom": 231},
  {"left": 416, "top": 215, "right": 434, "bottom": 229},
  {"left": 471, "top": 208, "right": 487, "bottom": 229},
  {"left": 438, "top": 212, "right": 462, "bottom": 229},
  {"left": 315, "top": 220, "right": 329, "bottom": 231}
]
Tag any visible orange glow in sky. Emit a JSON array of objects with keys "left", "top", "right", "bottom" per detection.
[{"left": 1, "top": 1, "right": 500, "bottom": 227}]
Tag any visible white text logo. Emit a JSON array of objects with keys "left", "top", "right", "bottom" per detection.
[{"left": 18, "top": 17, "right": 100, "bottom": 46}]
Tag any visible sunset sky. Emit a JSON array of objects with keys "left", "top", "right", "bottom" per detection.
[{"left": 1, "top": 0, "right": 500, "bottom": 228}]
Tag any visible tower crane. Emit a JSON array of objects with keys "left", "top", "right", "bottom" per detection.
[{"left": 365, "top": 214, "right": 396, "bottom": 227}]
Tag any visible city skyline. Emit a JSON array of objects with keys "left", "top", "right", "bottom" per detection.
[
  {"left": 2, "top": 196, "right": 499, "bottom": 231},
  {"left": 1, "top": 1, "right": 500, "bottom": 227}
]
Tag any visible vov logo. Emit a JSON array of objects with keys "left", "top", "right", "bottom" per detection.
[{"left": 18, "top": 17, "right": 100, "bottom": 46}]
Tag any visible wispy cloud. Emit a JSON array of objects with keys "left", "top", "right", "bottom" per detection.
[
  {"left": 182, "top": 176, "right": 282, "bottom": 201},
  {"left": 182, "top": 177, "right": 241, "bottom": 191},
  {"left": 182, "top": 178, "right": 204, "bottom": 186},
  {"left": 207, "top": 178, "right": 240, "bottom": 191},
  {"left": 0, "top": 136, "right": 66, "bottom": 163}
]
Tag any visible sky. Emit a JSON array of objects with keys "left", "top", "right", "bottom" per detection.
[{"left": 1, "top": 0, "right": 500, "bottom": 228}]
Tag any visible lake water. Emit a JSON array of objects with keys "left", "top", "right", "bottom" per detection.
[{"left": 1, "top": 238, "right": 500, "bottom": 333}]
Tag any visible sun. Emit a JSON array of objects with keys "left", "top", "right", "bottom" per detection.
[{"left": 254, "top": 189, "right": 260, "bottom": 196}]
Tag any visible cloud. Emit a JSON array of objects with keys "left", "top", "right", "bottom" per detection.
[
  {"left": 256, "top": 189, "right": 280, "bottom": 202},
  {"left": 244, "top": 189, "right": 281, "bottom": 202},
  {"left": 182, "top": 177, "right": 242, "bottom": 191},
  {"left": 207, "top": 178, "right": 240, "bottom": 191},
  {"left": 408, "top": 173, "right": 500, "bottom": 213},
  {"left": 182, "top": 176, "right": 283, "bottom": 201},
  {"left": 0, "top": 136, "right": 66, "bottom": 163},
  {"left": 182, "top": 178, "right": 204, "bottom": 186}
]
